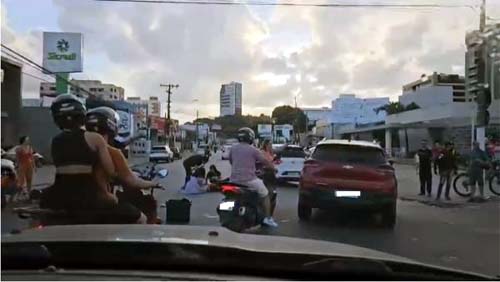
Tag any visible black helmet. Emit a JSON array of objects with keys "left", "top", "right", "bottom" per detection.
[
  {"left": 237, "top": 127, "right": 255, "bottom": 144},
  {"left": 85, "top": 106, "right": 120, "bottom": 138},
  {"left": 50, "top": 94, "right": 86, "bottom": 129}
]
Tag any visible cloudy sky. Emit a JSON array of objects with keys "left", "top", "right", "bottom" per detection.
[{"left": 2, "top": 0, "right": 499, "bottom": 122}]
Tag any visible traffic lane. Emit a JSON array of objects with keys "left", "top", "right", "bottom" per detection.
[{"left": 153, "top": 157, "right": 500, "bottom": 276}]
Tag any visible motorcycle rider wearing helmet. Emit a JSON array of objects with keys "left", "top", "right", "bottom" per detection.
[
  {"left": 41, "top": 94, "right": 145, "bottom": 224},
  {"left": 85, "top": 106, "right": 161, "bottom": 224},
  {"left": 229, "top": 127, "right": 278, "bottom": 227}
]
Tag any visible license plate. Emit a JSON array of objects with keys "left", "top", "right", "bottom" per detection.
[
  {"left": 335, "top": 191, "right": 361, "bottom": 198},
  {"left": 218, "top": 201, "right": 235, "bottom": 211},
  {"left": 288, "top": 172, "right": 300, "bottom": 177}
]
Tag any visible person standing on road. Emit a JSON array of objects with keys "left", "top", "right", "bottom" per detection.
[
  {"left": 15, "top": 136, "right": 35, "bottom": 195},
  {"left": 467, "top": 141, "right": 490, "bottom": 202},
  {"left": 435, "top": 142, "right": 458, "bottom": 201},
  {"left": 182, "top": 154, "right": 207, "bottom": 187},
  {"left": 415, "top": 139, "right": 433, "bottom": 197}
]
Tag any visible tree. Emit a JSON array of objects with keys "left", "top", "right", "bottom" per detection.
[
  {"left": 271, "top": 105, "right": 307, "bottom": 133},
  {"left": 375, "top": 102, "right": 420, "bottom": 115},
  {"left": 192, "top": 114, "right": 273, "bottom": 137}
]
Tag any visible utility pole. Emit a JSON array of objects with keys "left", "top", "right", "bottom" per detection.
[
  {"left": 476, "top": 0, "right": 487, "bottom": 150},
  {"left": 160, "top": 83, "right": 179, "bottom": 145},
  {"left": 195, "top": 110, "right": 199, "bottom": 146}
]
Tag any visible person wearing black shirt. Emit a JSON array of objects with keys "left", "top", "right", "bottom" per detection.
[
  {"left": 435, "top": 142, "right": 458, "bottom": 201},
  {"left": 416, "top": 140, "right": 433, "bottom": 196},
  {"left": 182, "top": 154, "right": 207, "bottom": 186},
  {"left": 206, "top": 165, "right": 221, "bottom": 183}
]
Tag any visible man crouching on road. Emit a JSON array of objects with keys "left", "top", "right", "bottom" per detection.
[{"left": 229, "top": 127, "right": 278, "bottom": 227}]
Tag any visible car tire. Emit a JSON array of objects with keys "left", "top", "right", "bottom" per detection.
[
  {"left": 380, "top": 203, "right": 396, "bottom": 229},
  {"left": 298, "top": 200, "right": 312, "bottom": 221}
]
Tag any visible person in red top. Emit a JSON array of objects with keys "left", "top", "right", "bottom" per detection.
[
  {"left": 15, "top": 136, "right": 35, "bottom": 193},
  {"left": 431, "top": 141, "right": 443, "bottom": 175}
]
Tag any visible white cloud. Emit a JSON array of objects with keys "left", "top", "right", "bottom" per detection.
[{"left": 3, "top": 0, "right": 500, "bottom": 122}]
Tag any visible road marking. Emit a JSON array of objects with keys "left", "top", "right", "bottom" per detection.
[{"left": 203, "top": 213, "right": 219, "bottom": 219}]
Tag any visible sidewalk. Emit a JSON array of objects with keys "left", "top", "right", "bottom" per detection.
[{"left": 395, "top": 163, "right": 500, "bottom": 208}]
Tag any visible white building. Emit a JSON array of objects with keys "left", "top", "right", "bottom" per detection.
[
  {"left": 302, "top": 107, "right": 330, "bottom": 126},
  {"left": 335, "top": 72, "right": 500, "bottom": 156},
  {"left": 220, "top": 81, "right": 242, "bottom": 116},
  {"left": 40, "top": 80, "right": 124, "bottom": 101},
  {"left": 400, "top": 72, "right": 468, "bottom": 107},
  {"left": 126, "top": 97, "right": 148, "bottom": 130},
  {"left": 330, "top": 94, "right": 389, "bottom": 125},
  {"left": 147, "top": 96, "right": 161, "bottom": 117}
]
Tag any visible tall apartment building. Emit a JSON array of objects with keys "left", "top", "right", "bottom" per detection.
[
  {"left": 40, "top": 79, "right": 125, "bottom": 101},
  {"left": 220, "top": 81, "right": 242, "bottom": 116}
]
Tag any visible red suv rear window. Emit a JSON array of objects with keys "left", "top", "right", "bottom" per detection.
[{"left": 312, "top": 144, "right": 386, "bottom": 165}]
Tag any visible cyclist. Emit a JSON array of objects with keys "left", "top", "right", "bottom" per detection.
[{"left": 229, "top": 127, "right": 278, "bottom": 227}]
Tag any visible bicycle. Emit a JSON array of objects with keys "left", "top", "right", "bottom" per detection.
[{"left": 453, "top": 160, "right": 500, "bottom": 197}]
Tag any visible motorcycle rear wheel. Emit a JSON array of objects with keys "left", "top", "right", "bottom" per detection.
[{"left": 222, "top": 218, "right": 246, "bottom": 233}]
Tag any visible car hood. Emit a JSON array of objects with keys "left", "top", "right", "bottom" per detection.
[
  {"left": 2, "top": 225, "right": 492, "bottom": 279},
  {"left": 3, "top": 225, "right": 404, "bottom": 261}
]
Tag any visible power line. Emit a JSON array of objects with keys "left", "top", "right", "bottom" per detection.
[
  {"left": 2, "top": 51, "right": 55, "bottom": 81},
  {"left": 95, "top": 0, "right": 477, "bottom": 9},
  {"left": 22, "top": 71, "right": 52, "bottom": 83},
  {"left": 1, "top": 44, "right": 96, "bottom": 98}
]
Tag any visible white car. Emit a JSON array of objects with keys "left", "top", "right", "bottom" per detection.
[
  {"left": 195, "top": 144, "right": 209, "bottom": 156},
  {"left": 149, "top": 145, "right": 173, "bottom": 163},
  {"left": 221, "top": 144, "right": 232, "bottom": 160},
  {"left": 275, "top": 145, "right": 306, "bottom": 182}
]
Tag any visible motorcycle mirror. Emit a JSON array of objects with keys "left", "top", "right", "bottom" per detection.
[{"left": 157, "top": 169, "right": 168, "bottom": 178}]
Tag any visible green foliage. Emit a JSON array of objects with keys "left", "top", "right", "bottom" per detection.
[
  {"left": 271, "top": 105, "right": 308, "bottom": 132},
  {"left": 375, "top": 102, "right": 420, "bottom": 115}
]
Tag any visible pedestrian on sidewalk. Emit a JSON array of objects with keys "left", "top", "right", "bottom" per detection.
[
  {"left": 15, "top": 136, "right": 35, "bottom": 194},
  {"left": 415, "top": 139, "right": 433, "bottom": 197},
  {"left": 467, "top": 141, "right": 490, "bottom": 202},
  {"left": 435, "top": 142, "right": 458, "bottom": 201},
  {"left": 431, "top": 141, "right": 442, "bottom": 174}
]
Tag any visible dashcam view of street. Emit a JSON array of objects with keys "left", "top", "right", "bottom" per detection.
[{"left": 1, "top": 0, "right": 499, "bottom": 280}]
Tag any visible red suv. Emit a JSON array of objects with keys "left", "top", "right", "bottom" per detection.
[{"left": 298, "top": 139, "right": 397, "bottom": 228}]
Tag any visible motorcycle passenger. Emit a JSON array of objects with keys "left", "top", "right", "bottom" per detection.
[
  {"left": 229, "top": 127, "right": 278, "bottom": 227},
  {"left": 85, "top": 106, "right": 161, "bottom": 224},
  {"left": 40, "top": 94, "right": 144, "bottom": 224}
]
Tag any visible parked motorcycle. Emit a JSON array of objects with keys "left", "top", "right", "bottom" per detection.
[
  {"left": 13, "top": 164, "right": 168, "bottom": 227},
  {"left": 216, "top": 177, "right": 277, "bottom": 233}
]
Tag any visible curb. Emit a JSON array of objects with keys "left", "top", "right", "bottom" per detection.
[{"left": 399, "top": 195, "right": 500, "bottom": 208}]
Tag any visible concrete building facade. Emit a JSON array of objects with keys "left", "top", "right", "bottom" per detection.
[
  {"left": 220, "top": 81, "right": 242, "bottom": 116},
  {"left": 302, "top": 107, "right": 330, "bottom": 126},
  {"left": 40, "top": 79, "right": 125, "bottom": 101},
  {"left": 1, "top": 56, "right": 23, "bottom": 148}
]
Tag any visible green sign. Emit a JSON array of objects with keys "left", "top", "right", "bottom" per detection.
[{"left": 55, "top": 73, "right": 69, "bottom": 95}]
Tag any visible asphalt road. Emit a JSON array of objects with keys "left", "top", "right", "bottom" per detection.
[{"left": 2, "top": 152, "right": 499, "bottom": 276}]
